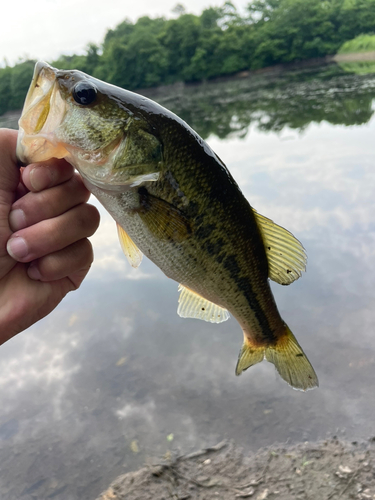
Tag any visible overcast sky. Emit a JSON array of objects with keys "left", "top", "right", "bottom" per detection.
[{"left": 1, "top": 0, "right": 247, "bottom": 66}]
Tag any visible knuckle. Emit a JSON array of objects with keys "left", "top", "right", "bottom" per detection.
[
  {"left": 68, "top": 203, "right": 100, "bottom": 240},
  {"left": 69, "top": 267, "right": 91, "bottom": 290},
  {"left": 67, "top": 239, "right": 94, "bottom": 272},
  {"left": 69, "top": 173, "right": 90, "bottom": 201},
  {"left": 37, "top": 238, "right": 94, "bottom": 282},
  {"left": 79, "top": 204, "right": 100, "bottom": 235},
  {"left": 78, "top": 239, "right": 94, "bottom": 266}
]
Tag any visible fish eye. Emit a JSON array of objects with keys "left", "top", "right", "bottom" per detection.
[{"left": 72, "top": 81, "right": 97, "bottom": 105}]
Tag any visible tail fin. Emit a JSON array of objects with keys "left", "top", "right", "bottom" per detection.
[{"left": 235, "top": 325, "right": 318, "bottom": 391}]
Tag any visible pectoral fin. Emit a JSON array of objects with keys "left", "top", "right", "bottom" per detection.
[
  {"left": 177, "top": 284, "right": 229, "bottom": 323},
  {"left": 253, "top": 210, "right": 307, "bottom": 285},
  {"left": 116, "top": 223, "right": 143, "bottom": 268},
  {"left": 137, "top": 187, "right": 191, "bottom": 242}
]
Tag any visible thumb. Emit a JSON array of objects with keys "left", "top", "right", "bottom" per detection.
[
  {"left": 0, "top": 129, "right": 20, "bottom": 202},
  {"left": 0, "top": 129, "right": 21, "bottom": 276}
]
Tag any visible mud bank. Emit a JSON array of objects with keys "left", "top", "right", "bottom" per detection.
[{"left": 96, "top": 438, "right": 375, "bottom": 500}]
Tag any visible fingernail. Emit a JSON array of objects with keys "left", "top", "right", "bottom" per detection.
[
  {"left": 9, "top": 209, "right": 26, "bottom": 231},
  {"left": 28, "top": 262, "right": 41, "bottom": 280},
  {"left": 7, "top": 236, "right": 29, "bottom": 260},
  {"left": 30, "top": 166, "right": 53, "bottom": 191}
]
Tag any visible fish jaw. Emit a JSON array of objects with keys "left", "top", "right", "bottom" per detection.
[{"left": 16, "top": 62, "right": 69, "bottom": 165}]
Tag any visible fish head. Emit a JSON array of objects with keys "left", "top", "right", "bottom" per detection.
[{"left": 17, "top": 61, "right": 162, "bottom": 190}]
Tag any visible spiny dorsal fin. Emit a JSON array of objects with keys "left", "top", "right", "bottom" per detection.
[
  {"left": 116, "top": 223, "right": 143, "bottom": 268},
  {"left": 177, "top": 284, "right": 230, "bottom": 324},
  {"left": 253, "top": 210, "right": 307, "bottom": 285}
]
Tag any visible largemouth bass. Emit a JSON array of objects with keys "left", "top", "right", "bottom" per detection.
[{"left": 16, "top": 62, "right": 318, "bottom": 391}]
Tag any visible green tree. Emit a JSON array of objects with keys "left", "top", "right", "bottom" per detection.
[
  {"left": 337, "top": 0, "right": 375, "bottom": 41},
  {"left": 9, "top": 60, "right": 35, "bottom": 110},
  {"left": 0, "top": 67, "right": 12, "bottom": 115},
  {"left": 248, "top": 0, "right": 339, "bottom": 68},
  {"left": 159, "top": 14, "right": 201, "bottom": 82},
  {"left": 98, "top": 16, "right": 169, "bottom": 89},
  {"left": 85, "top": 44, "right": 100, "bottom": 74}
]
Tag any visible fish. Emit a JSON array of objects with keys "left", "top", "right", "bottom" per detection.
[{"left": 16, "top": 61, "right": 318, "bottom": 391}]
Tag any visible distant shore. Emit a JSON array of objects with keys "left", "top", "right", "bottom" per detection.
[
  {"left": 333, "top": 51, "right": 375, "bottom": 62},
  {"left": 138, "top": 55, "right": 340, "bottom": 99}
]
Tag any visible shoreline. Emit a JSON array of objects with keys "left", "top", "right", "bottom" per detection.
[
  {"left": 333, "top": 51, "right": 375, "bottom": 63},
  {"left": 123, "top": 51, "right": 375, "bottom": 100},
  {"left": 96, "top": 437, "right": 375, "bottom": 500}
]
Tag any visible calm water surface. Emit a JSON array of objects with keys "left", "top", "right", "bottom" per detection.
[{"left": 1, "top": 63, "right": 375, "bottom": 500}]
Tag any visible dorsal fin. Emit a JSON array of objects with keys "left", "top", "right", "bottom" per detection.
[
  {"left": 177, "top": 284, "right": 230, "bottom": 324},
  {"left": 116, "top": 223, "right": 143, "bottom": 268},
  {"left": 253, "top": 210, "right": 307, "bottom": 285}
]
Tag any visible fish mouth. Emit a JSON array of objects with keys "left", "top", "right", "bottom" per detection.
[{"left": 16, "top": 62, "right": 69, "bottom": 165}]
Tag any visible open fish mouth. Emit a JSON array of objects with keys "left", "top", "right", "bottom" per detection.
[{"left": 16, "top": 62, "right": 68, "bottom": 164}]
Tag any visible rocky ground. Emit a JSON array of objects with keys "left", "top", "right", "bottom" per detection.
[{"left": 96, "top": 438, "right": 375, "bottom": 500}]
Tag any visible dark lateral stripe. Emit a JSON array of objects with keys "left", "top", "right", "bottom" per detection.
[{"left": 223, "top": 255, "right": 277, "bottom": 344}]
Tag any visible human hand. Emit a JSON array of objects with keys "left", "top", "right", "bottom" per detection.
[{"left": 0, "top": 129, "right": 100, "bottom": 345}]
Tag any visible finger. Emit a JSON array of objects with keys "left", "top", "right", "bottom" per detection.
[
  {"left": 15, "top": 180, "right": 28, "bottom": 200},
  {"left": 9, "top": 173, "right": 90, "bottom": 231},
  {"left": 0, "top": 129, "right": 19, "bottom": 195},
  {"left": 21, "top": 158, "right": 75, "bottom": 192},
  {"left": 27, "top": 238, "right": 94, "bottom": 283},
  {"left": 7, "top": 203, "right": 100, "bottom": 262},
  {"left": 0, "top": 130, "right": 19, "bottom": 227}
]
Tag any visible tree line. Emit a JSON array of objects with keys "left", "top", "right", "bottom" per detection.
[{"left": 1, "top": 0, "right": 375, "bottom": 115}]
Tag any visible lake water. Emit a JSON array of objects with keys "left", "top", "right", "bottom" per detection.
[{"left": 1, "top": 62, "right": 375, "bottom": 500}]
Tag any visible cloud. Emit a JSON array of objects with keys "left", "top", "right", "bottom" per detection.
[
  {"left": 208, "top": 120, "right": 375, "bottom": 237},
  {"left": 2, "top": 0, "right": 248, "bottom": 64}
]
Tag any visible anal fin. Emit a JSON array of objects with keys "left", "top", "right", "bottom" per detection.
[
  {"left": 116, "top": 223, "right": 143, "bottom": 268},
  {"left": 177, "top": 284, "right": 230, "bottom": 324}
]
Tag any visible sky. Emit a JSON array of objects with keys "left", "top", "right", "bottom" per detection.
[{"left": 1, "top": 0, "right": 247, "bottom": 66}]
